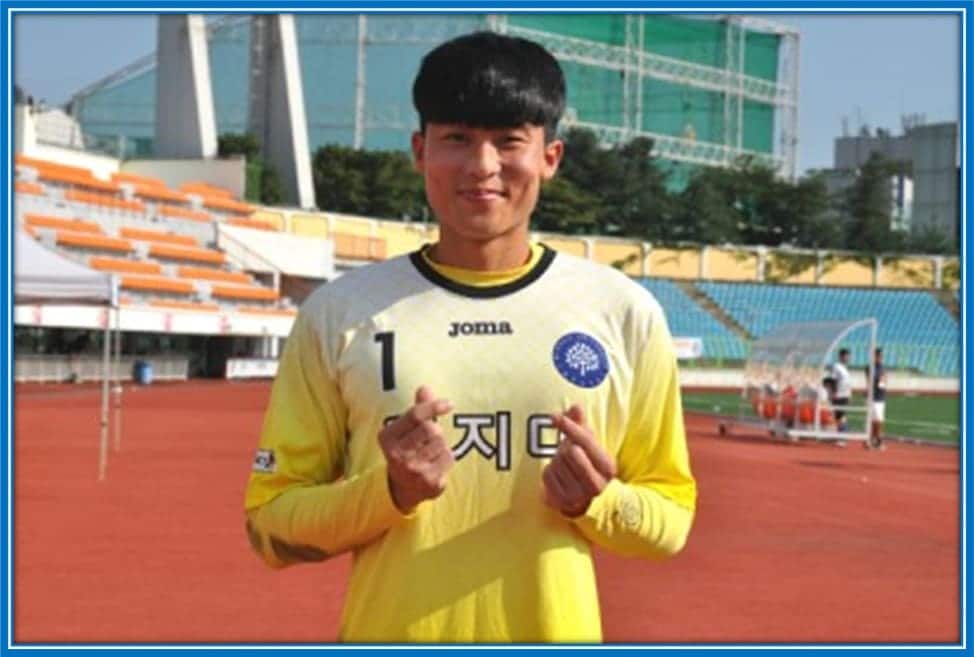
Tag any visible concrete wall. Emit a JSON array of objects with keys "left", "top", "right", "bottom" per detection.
[{"left": 122, "top": 158, "right": 246, "bottom": 198}]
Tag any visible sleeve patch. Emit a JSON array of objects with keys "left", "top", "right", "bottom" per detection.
[{"left": 253, "top": 449, "right": 277, "bottom": 473}]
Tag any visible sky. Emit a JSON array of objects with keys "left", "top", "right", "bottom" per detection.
[{"left": 12, "top": 11, "right": 962, "bottom": 176}]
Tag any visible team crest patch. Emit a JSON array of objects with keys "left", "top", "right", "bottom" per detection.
[
  {"left": 253, "top": 449, "right": 277, "bottom": 473},
  {"left": 552, "top": 332, "right": 609, "bottom": 388}
]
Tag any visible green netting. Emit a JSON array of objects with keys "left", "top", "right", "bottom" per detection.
[
  {"left": 745, "top": 31, "right": 780, "bottom": 82},
  {"left": 743, "top": 100, "right": 774, "bottom": 153},
  {"left": 643, "top": 16, "right": 725, "bottom": 67},
  {"left": 509, "top": 14, "right": 627, "bottom": 46},
  {"left": 71, "top": 14, "right": 781, "bottom": 165},
  {"left": 562, "top": 61, "right": 624, "bottom": 128},
  {"left": 642, "top": 78, "right": 723, "bottom": 142},
  {"left": 208, "top": 19, "right": 250, "bottom": 135}
]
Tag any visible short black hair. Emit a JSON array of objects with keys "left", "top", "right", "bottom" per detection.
[{"left": 412, "top": 31, "right": 566, "bottom": 141}]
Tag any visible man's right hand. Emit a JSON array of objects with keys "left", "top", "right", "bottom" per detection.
[{"left": 379, "top": 385, "right": 455, "bottom": 513}]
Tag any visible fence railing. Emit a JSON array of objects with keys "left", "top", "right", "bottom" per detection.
[{"left": 14, "top": 354, "right": 189, "bottom": 383}]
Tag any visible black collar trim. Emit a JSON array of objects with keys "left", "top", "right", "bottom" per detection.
[{"left": 409, "top": 244, "right": 557, "bottom": 299}]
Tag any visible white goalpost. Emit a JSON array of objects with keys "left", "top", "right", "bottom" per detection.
[{"left": 718, "top": 318, "right": 878, "bottom": 445}]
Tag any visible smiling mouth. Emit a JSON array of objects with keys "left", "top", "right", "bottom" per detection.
[{"left": 460, "top": 189, "right": 505, "bottom": 201}]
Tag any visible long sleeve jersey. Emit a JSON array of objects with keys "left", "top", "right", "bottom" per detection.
[{"left": 244, "top": 244, "right": 696, "bottom": 642}]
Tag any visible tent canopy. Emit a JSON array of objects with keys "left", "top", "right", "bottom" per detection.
[{"left": 14, "top": 230, "right": 116, "bottom": 306}]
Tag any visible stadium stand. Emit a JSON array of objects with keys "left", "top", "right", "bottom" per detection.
[
  {"left": 638, "top": 278, "right": 748, "bottom": 362},
  {"left": 696, "top": 282, "right": 960, "bottom": 376},
  {"left": 14, "top": 155, "right": 289, "bottom": 317}
]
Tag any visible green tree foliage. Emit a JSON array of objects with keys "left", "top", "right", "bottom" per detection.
[
  {"left": 305, "top": 130, "right": 956, "bottom": 258},
  {"left": 841, "top": 152, "right": 902, "bottom": 254},
  {"left": 217, "top": 133, "right": 284, "bottom": 206},
  {"left": 534, "top": 177, "right": 599, "bottom": 233},
  {"left": 312, "top": 145, "right": 426, "bottom": 220}
]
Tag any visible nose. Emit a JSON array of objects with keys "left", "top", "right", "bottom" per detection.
[{"left": 464, "top": 140, "right": 501, "bottom": 179}]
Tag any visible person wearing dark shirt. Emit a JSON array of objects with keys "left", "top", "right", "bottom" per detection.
[{"left": 866, "top": 348, "right": 887, "bottom": 450}]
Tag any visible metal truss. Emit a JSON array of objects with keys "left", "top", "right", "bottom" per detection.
[
  {"left": 564, "top": 119, "right": 784, "bottom": 173},
  {"left": 495, "top": 15, "right": 799, "bottom": 179}
]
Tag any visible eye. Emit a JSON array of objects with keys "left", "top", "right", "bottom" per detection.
[
  {"left": 499, "top": 134, "right": 527, "bottom": 149},
  {"left": 443, "top": 132, "right": 467, "bottom": 143}
]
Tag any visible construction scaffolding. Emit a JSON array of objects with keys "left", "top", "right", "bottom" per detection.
[{"left": 68, "top": 14, "right": 799, "bottom": 179}]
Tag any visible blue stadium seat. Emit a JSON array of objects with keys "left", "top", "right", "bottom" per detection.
[
  {"left": 638, "top": 279, "right": 748, "bottom": 362},
  {"left": 696, "top": 282, "right": 960, "bottom": 376}
]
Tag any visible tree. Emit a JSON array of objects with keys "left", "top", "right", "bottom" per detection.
[
  {"left": 533, "top": 177, "right": 599, "bottom": 234},
  {"left": 218, "top": 132, "right": 284, "bottom": 206},
  {"left": 312, "top": 145, "right": 370, "bottom": 213},
  {"left": 842, "top": 152, "right": 902, "bottom": 254},
  {"left": 312, "top": 145, "right": 427, "bottom": 220},
  {"left": 907, "top": 224, "right": 956, "bottom": 255},
  {"left": 556, "top": 129, "right": 673, "bottom": 239}
]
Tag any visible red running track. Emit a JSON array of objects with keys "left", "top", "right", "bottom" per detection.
[{"left": 13, "top": 381, "right": 960, "bottom": 643}]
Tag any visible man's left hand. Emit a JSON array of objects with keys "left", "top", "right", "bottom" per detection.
[{"left": 542, "top": 404, "right": 617, "bottom": 517}]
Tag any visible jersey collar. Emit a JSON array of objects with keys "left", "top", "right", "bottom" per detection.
[{"left": 409, "top": 244, "right": 557, "bottom": 299}]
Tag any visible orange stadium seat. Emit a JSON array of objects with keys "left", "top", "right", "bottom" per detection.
[
  {"left": 38, "top": 168, "right": 120, "bottom": 194},
  {"left": 25, "top": 214, "right": 103, "bottom": 234},
  {"left": 56, "top": 231, "right": 133, "bottom": 254},
  {"left": 157, "top": 204, "right": 213, "bottom": 223},
  {"left": 133, "top": 184, "right": 189, "bottom": 204},
  {"left": 148, "top": 300, "right": 221, "bottom": 313},
  {"left": 88, "top": 256, "right": 163, "bottom": 276},
  {"left": 798, "top": 402, "right": 835, "bottom": 426},
  {"left": 16, "top": 155, "right": 94, "bottom": 179},
  {"left": 211, "top": 284, "right": 279, "bottom": 302},
  {"left": 15, "top": 181, "right": 44, "bottom": 196},
  {"left": 237, "top": 306, "right": 298, "bottom": 317},
  {"left": 111, "top": 171, "right": 167, "bottom": 188},
  {"left": 226, "top": 216, "right": 277, "bottom": 231},
  {"left": 175, "top": 265, "right": 250, "bottom": 285},
  {"left": 120, "top": 275, "right": 195, "bottom": 295},
  {"left": 119, "top": 226, "right": 198, "bottom": 247},
  {"left": 200, "top": 195, "right": 256, "bottom": 216},
  {"left": 148, "top": 243, "right": 227, "bottom": 266},
  {"left": 180, "top": 181, "right": 234, "bottom": 198},
  {"left": 65, "top": 189, "right": 146, "bottom": 213}
]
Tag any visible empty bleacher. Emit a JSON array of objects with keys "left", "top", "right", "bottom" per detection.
[
  {"left": 638, "top": 278, "right": 748, "bottom": 362},
  {"left": 697, "top": 282, "right": 960, "bottom": 376},
  {"left": 14, "top": 156, "right": 292, "bottom": 316}
]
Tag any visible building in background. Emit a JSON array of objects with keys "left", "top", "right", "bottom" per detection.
[
  {"left": 66, "top": 13, "right": 799, "bottom": 190},
  {"left": 822, "top": 119, "right": 958, "bottom": 243}
]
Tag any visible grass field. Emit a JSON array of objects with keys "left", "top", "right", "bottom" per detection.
[{"left": 682, "top": 389, "right": 960, "bottom": 444}]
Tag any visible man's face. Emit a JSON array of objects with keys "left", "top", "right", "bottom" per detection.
[
  {"left": 412, "top": 123, "right": 563, "bottom": 243},
  {"left": 840, "top": 352, "right": 850, "bottom": 364}
]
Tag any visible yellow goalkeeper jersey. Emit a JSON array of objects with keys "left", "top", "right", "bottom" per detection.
[{"left": 244, "top": 243, "right": 696, "bottom": 643}]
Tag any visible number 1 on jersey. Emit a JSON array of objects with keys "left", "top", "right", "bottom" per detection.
[{"left": 374, "top": 331, "right": 396, "bottom": 391}]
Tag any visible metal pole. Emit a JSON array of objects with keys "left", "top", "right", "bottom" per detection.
[
  {"left": 354, "top": 15, "right": 367, "bottom": 150},
  {"left": 113, "top": 305, "right": 123, "bottom": 452},
  {"left": 98, "top": 310, "right": 110, "bottom": 482}
]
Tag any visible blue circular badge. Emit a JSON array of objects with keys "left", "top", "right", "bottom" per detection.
[{"left": 552, "top": 332, "right": 610, "bottom": 388}]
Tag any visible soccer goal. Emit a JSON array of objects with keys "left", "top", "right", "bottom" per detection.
[{"left": 717, "top": 319, "right": 878, "bottom": 445}]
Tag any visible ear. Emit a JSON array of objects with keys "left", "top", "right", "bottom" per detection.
[
  {"left": 411, "top": 131, "right": 425, "bottom": 173},
  {"left": 540, "top": 138, "right": 564, "bottom": 182}
]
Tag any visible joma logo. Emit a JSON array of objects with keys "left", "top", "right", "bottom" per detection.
[{"left": 448, "top": 321, "right": 514, "bottom": 338}]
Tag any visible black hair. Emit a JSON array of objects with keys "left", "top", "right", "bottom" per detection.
[
  {"left": 412, "top": 31, "right": 566, "bottom": 141},
  {"left": 838, "top": 348, "right": 850, "bottom": 359}
]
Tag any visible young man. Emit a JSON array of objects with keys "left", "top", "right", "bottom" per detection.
[
  {"left": 866, "top": 347, "right": 887, "bottom": 450},
  {"left": 244, "top": 32, "right": 696, "bottom": 643},
  {"left": 830, "top": 348, "right": 853, "bottom": 433}
]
